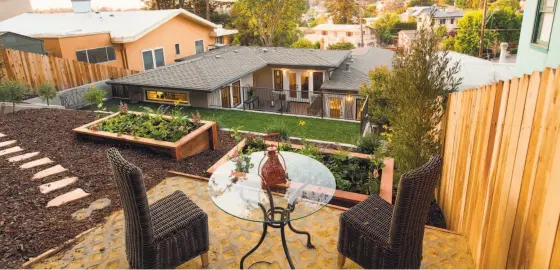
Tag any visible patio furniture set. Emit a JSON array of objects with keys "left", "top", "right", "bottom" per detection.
[{"left": 107, "top": 146, "right": 442, "bottom": 269}]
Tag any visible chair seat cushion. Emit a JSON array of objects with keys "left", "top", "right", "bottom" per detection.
[
  {"left": 340, "top": 195, "right": 393, "bottom": 245},
  {"left": 149, "top": 191, "right": 206, "bottom": 242}
]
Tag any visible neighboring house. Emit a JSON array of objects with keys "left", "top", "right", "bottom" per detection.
[
  {"left": 0, "top": 0, "right": 32, "bottom": 21},
  {"left": 306, "top": 23, "right": 376, "bottom": 49},
  {"left": 0, "top": 0, "right": 237, "bottom": 71},
  {"left": 417, "top": 6, "right": 464, "bottom": 32},
  {"left": 399, "top": 6, "right": 433, "bottom": 22},
  {"left": 446, "top": 51, "right": 516, "bottom": 90},
  {"left": 108, "top": 46, "right": 394, "bottom": 120},
  {"left": 515, "top": 0, "right": 559, "bottom": 75},
  {"left": 0, "top": 32, "right": 45, "bottom": 54},
  {"left": 397, "top": 30, "right": 417, "bottom": 50}
]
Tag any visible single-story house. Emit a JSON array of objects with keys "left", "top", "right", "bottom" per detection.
[
  {"left": 0, "top": 0, "right": 237, "bottom": 71},
  {"left": 0, "top": 31, "right": 45, "bottom": 54},
  {"left": 108, "top": 46, "right": 395, "bottom": 120}
]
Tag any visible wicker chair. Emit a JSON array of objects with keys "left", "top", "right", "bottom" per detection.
[
  {"left": 107, "top": 148, "right": 209, "bottom": 269},
  {"left": 337, "top": 155, "right": 443, "bottom": 269}
]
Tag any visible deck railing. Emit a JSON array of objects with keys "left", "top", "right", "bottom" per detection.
[{"left": 242, "top": 87, "right": 365, "bottom": 121}]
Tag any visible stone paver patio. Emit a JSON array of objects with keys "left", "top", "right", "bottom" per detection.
[{"left": 31, "top": 176, "right": 475, "bottom": 269}]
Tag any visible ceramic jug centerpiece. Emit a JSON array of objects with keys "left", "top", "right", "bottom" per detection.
[{"left": 259, "top": 146, "right": 287, "bottom": 187}]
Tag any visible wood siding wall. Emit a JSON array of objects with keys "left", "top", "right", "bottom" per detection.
[
  {"left": 0, "top": 49, "right": 139, "bottom": 93},
  {"left": 439, "top": 67, "right": 560, "bottom": 268}
]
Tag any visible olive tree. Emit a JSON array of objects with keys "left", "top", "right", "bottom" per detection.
[
  {"left": 84, "top": 85, "right": 106, "bottom": 111},
  {"left": 0, "top": 80, "right": 30, "bottom": 113},
  {"left": 37, "top": 83, "right": 57, "bottom": 106}
]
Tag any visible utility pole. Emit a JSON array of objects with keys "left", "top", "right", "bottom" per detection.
[
  {"left": 358, "top": 0, "right": 364, "bottom": 47},
  {"left": 478, "top": 0, "right": 488, "bottom": 58},
  {"left": 206, "top": 0, "right": 210, "bottom": 21}
]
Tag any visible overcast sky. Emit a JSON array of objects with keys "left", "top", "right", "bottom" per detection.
[{"left": 31, "top": 0, "right": 145, "bottom": 10}]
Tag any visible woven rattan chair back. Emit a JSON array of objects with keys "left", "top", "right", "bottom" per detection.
[
  {"left": 107, "top": 148, "right": 155, "bottom": 268},
  {"left": 387, "top": 155, "right": 443, "bottom": 268}
]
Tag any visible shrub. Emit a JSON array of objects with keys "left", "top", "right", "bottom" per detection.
[
  {"left": 291, "top": 39, "right": 319, "bottom": 49},
  {"left": 84, "top": 85, "right": 106, "bottom": 111},
  {"left": 37, "top": 83, "right": 57, "bottom": 106},
  {"left": 0, "top": 80, "right": 30, "bottom": 112},
  {"left": 327, "top": 42, "right": 355, "bottom": 50},
  {"left": 356, "top": 133, "right": 383, "bottom": 154},
  {"left": 265, "top": 121, "right": 290, "bottom": 140}
]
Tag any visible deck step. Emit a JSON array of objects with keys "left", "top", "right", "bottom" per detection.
[
  {"left": 39, "top": 177, "right": 78, "bottom": 194},
  {"left": 0, "top": 140, "right": 16, "bottom": 148},
  {"left": 0, "top": 146, "right": 23, "bottom": 157},
  {"left": 46, "top": 188, "right": 89, "bottom": 207},
  {"left": 32, "top": 165, "right": 68, "bottom": 180},
  {"left": 8, "top": 152, "right": 40, "bottom": 162},
  {"left": 20, "top": 158, "right": 54, "bottom": 170}
]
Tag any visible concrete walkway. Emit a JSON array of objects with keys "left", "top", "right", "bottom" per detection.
[{"left": 30, "top": 176, "right": 475, "bottom": 269}]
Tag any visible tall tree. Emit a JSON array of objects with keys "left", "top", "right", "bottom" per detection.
[
  {"left": 385, "top": 29, "right": 461, "bottom": 175},
  {"left": 143, "top": 0, "right": 215, "bottom": 20},
  {"left": 231, "top": 0, "right": 306, "bottom": 46},
  {"left": 372, "top": 13, "right": 399, "bottom": 45},
  {"left": 327, "top": 0, "right": 357, "bottom": 24}
]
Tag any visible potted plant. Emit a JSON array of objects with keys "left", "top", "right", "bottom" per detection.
[{"left": 229, "top": 150, "right": 253, "bottom": 179}]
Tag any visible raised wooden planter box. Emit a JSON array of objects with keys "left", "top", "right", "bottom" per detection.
[
  {"left": 73, "top": 112, "right": 219, "bottom": 160},
  {"left": 203, "top": 139, "right": 394, "bottom": 207}
]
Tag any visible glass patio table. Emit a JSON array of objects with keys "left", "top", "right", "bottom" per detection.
[{"left": 208, "top": 151, "right": 336, "bottom": 269}]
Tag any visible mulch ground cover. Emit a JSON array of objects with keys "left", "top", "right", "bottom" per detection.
[{"left": 0, "top": 109, "right": 238, "bottom": 268}]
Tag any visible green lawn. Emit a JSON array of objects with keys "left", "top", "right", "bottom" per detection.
[{"left": 85, "top": 99, "right": 361, "bottom": 144}]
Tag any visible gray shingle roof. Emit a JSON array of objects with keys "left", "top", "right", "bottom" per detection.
[
  {"left": 110, "top": 46, "right": 351, "bottom": 91},
  {"left": 321, "top": 47, "right": 395, "bottom": 91}
]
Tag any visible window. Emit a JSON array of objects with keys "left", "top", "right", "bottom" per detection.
[
  {"left": 450, "top": 18, "right": 455, "bottom": 24},
  {"left": 346, "top": 32, "right": 353, "bottom": 37},
  {"left": 322, "top": 31, "right": 327, "bottom": 36},
  {"left": 439, "top": 19, "right": 446, "bottom": 24},
  {"left": 215, "top": 36, "right": 223, "bottom": 44},
  {"left": 146, "top": 90, "right": 189, "bottom": 104},
  {"left": 142, "top": 48, "right": 165, "bottom": 71},
  {"left": 274, "top": 70, "right": 283, "bottom": 90},
  {"left": 195, "top": 40, "right": 204, "bottom": 54},
  {"left": 533, "top": 0, "right": 557, "bottom": 46},
  {"left": 75, "top": 46, "right": 116, "bottom": 64},
  {"left": 175, "top": 44, "right": 180, "bottom": 55}
]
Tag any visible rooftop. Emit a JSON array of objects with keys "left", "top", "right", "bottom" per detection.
[
  {"left": 321, "top": 47, "right": 395, "bottom": 91},
  {"left": 0, "top": 9, "right": 220, "bottom": 43},
  {"left": 446, "top": 51, "right": 516, "bottom": 90},
  {"left": 109, "top": 46, "right": 353, "bottom": 91}
]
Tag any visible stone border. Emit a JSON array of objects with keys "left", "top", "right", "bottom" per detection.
[
  {"left": 72, "top": 111, "right": 219, "bottom": 160},
  {"left": 198, "top": 139, "right": 394, "bottom": 206}
]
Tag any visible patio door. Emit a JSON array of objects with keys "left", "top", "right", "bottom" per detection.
[
  {"left": 301, "top": 71, "right": 310, "bottom": 99},
  {"left": 328, "top": 97, "right": 342, "bottom": 118},
  {"left": 289, "top": 72, "right": 297, "bottom": 98},
  {"left": 232, "top": 81, "right": 241, "bottom": 107},
  {"left": 221, "top": 86, "right": 231, "bottom": 108}
]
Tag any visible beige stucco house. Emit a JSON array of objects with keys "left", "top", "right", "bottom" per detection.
[
  {"left": 306, "top": 23, "right": 377, "bottom": 48},
  {"left": 0, "top": 0, "right": 237, "bottom": 71},
  {"left": 417, "top": 6, "right": 464, "bottom": 33},
  {"left": 0, "top": 0, "right": 32, "bottom": 21}
]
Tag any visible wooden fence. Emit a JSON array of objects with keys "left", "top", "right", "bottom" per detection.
[
  {"left": 0, "top": 49, "right": 139, "bottom": 94},
  {"left": 438, "top": 66, "right": 560, "bottom": 268}
]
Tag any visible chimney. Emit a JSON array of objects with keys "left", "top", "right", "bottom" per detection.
[
  {"left": 499, "top": 42, "right": 508, "bottom": 63},
  {"left": 71, "top": 0, "right": 92, "bottom": 13}
]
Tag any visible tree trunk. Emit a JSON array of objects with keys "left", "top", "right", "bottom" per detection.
[
  {"left": 46, "top": 98, "right": 50, "bottom": 106},
  {"left": 12, "top": 102, "right": 15, "bottom": 113},
  {"left": 205, "top": 0, "right": 210, "bottom": 20}
]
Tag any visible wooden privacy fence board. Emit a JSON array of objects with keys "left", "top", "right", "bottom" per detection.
[
  {"left": 440, "top": 66, "right": 560, "bottom": 269},
  {"left": 2, "top": 48, "right": 138, "bottom": 91}
]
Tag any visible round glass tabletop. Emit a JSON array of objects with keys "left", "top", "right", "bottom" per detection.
[{"left": 208, "top": 151, "right": 336, "bottom": 223}]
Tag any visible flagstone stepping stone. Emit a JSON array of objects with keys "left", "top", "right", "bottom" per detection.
[
  {"left": 0, "top": 140, "right": 16, "bottom": 148},
  {"left": 32, "top": 165, "right": 68, "bottom": 180},
  {"left": 0, "top": 133, "right": 5, "bottom": 138},
  {"left": 72, "top": 198, "right": 111, "bottom": 220},
  {"left": 39, "top": 177, "right": 78, "bottom": 194},
  {"left": 20, "top": 157, "right": 54, "bottom": 169},
  {"left": 0, "top": 146, "right": 23, "bottom": 157},
  {"left": 46, "top": 188, "right": 89, "bottom": 208},
  {"left": 8, "top": 152, "right": 40, "bottom": 162}
]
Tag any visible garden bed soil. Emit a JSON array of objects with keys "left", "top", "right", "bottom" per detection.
[
  {"left": 73, "top": 112, "right": 219, "bottom": 160},
  {"left": 0, "top": 109, "right": 237, "bottom": 268}
]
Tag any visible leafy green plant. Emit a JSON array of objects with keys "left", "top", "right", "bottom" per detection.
[
  {"left": 230, "top": 126, "right": 244, "bottom": 142},
  {"left": 327, "top": 42, "right": 355, "bottom": 50},
  {"left": 230, "top": 150, "right": 254, "bottom": 173},
  {"left": 299, "top": 140, "right": 323, "bottom": 160},
  {"left": 265, "top": 121, "right": 289, "bottom": 140},
  {"left": 37, "top": 83, "right": 57, "bottom": 106},
  {"left": 0, "top": 80, "right": 30, "bottom": 112},
  {"left": 84, "top": 85, "right": 106, "bottom": 111},
  {"left": 356, "top": 133, "right": 383, "bottom": 154}
]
